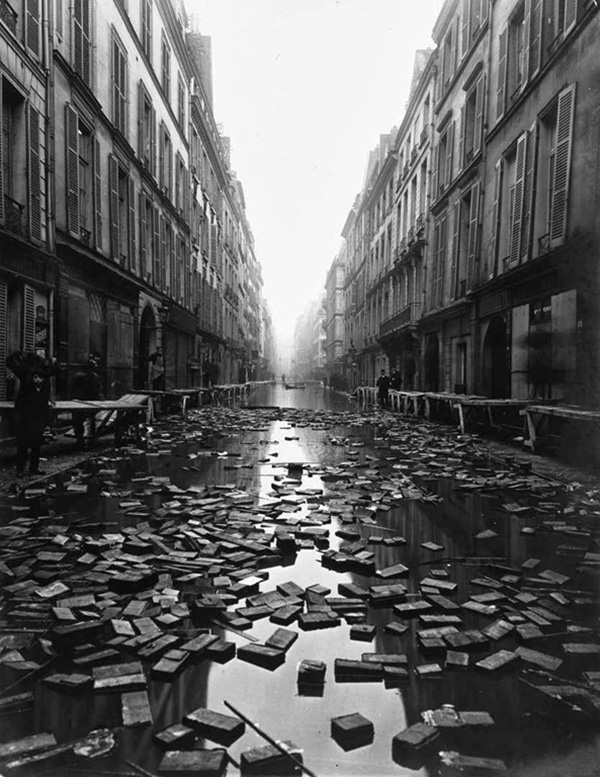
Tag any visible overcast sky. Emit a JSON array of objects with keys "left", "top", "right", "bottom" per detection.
[{"left": 188, "top": 0, "right": 445, "bottom": 350}]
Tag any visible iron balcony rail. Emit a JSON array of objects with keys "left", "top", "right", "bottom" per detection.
[{"left": 379, "top": 302, "right": 422, "bottom": 338}]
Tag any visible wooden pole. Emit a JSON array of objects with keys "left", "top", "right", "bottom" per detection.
[{"left": 223, "top": 700, "right": 319, "bottom": 777}]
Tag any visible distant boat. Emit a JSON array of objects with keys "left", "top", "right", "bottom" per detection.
[{"left": 285, "top": 382, "right": 306, "bottom": 390}]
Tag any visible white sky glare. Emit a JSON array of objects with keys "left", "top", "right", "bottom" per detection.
[{"left": 188, "top": 0, "right": 445, "bottom": 348}]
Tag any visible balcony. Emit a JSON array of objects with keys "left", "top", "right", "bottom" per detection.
[
  {"left": 379, "top": 302, "right": 422, "bottom": 338},
  {"left": 3, "top": 195, "right": 25, "bottom": 236},
  {"left": 0, "top": 0, "right": 17, "bottom": 35}
]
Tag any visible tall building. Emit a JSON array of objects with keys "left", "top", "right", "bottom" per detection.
[
  {"left": 0, "top": 0, "right": 272, "bottom": 402},
  {"left": 337, "top": 0, "right": 599, "bottom": 407},
  {"left": 324, "top": 249, "right": 346, "bottom": 386}
]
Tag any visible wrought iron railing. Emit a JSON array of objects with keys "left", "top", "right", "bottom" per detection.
[{"left": 379, "top": 302, "right": 422, "bottom": 337}]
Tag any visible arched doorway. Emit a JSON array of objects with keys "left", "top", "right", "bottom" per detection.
[
  {"left": 482, "top": 316, "right": 509, "bottom": 398},
  {"left": 424, "top": 334, "right": 440, "bottom": 392},
  {"left": 138, "top": 305, "right": 157, "bottom": 389}
]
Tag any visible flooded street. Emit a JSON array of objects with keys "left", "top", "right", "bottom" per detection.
[{"left": 1, "top": 384, "right": 599, "bottom": 777}]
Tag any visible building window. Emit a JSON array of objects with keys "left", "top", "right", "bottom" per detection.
[
  {"left": 65, "top": 103, "right": 102, "bottom": 247},
  {"left": 141, "top": 0, "right": 152, "bottom": 59},
  {"left": 1, "top": 80, "right": 30, "bottom": 236},
  {"left": 508, "top": 3, "right": 526, "bottom": 101},
  {"left": 73, "top": 0, "right": 92, "bottom": 85},
  {"left": 432, "top": 213, "right": 447, "bottom": 307},
  {"left": 434, "top": 121, "right": 454, "bottom": 198},
  {"left": 175, "top": 153, "right": 185, "bottom": 214},
  {"left": 535, "top": 84, "right": 576, "bottom": 251},
  {"left": 159, "top": 124, "right": 173, "bottom": 197},
  {"left": 139, "top": 193, "right": 154, "bottom": 281},
  {"left": 112, "top": 32, "right": 128, "bottom": 135},
  {"left": 461, "top": 0, "right": 489, "bottom": 55},
  {"left": 461, "top": 73, "right": 485, "bottom": 167},
  {"left": 138, "top": 83, "right": 156, "bottom": 174},
  {"left": 109, "top": 155, "right": 135, "bottom": 268},
  {"left": 161, "top": 35, "right": 171, "bottom": 101},
  {"left": 440, "top": 18, "right": 459, "bottom": 93}
]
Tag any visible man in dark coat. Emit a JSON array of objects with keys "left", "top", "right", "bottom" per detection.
[
  {"left": 72, "top": 352, "right": 104, "bottom": 447},
  {"left": 376, "top": 369, "right": 390, "bottom": 409},
  {"left": 6, "top": 352, "right": 57, "bottom": 476}
]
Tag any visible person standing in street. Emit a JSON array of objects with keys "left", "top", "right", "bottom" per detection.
[
  {"left": 376, "top": 369, "right": 390, "bottom": 409},
  {"left": 148, "top": 347, "right": 166, "bottom": 391},
  {"left": 6, "top": 352, "right": 57, "bottom": 476},
  {"left": 72, "top": 352, "right": 104, "bottom": 447}
]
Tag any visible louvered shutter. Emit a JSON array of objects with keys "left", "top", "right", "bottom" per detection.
[
  {"left": 158, "top": 124, "right": 164, "bottom": 188},
  {"left": 66, "top": 104, "right": 80, "bottom": 236},
  {"left": 81, "top": 0, "right": 91, "bottom": 84},
  {"left": 160, "top": 214, "right": 167, "bottom": 291},
  {"left": 137, "top": 81, "right": 144, "bottom": 160},
  {"left": 466, "top": 181, "right": 480, "bottom": 291},
  {"left": 473, "top": 74, "right": 485, "bottom": 156},
  {"left": 431, "top": 137, "right": 439, "bottom": 199},
  {"left": 73, "top": 0, "right": 83, "bottom": 78},
  {"left": 0, "top": 77, "right": 4, "bottom": 222},
  {"left": 550, "top": 84, "right": 575, "bottom": 247},
  {"left": 444, "top": 122, "right": 454, "bottom": 190},
  {"left": 109, "top": 155, "right": 120, "bottom": 261},
  {"left": 0, "top": 282, "right": 7, "bottom": 400},
  {"left": 170, "top": 228, "right": 176, "bottom": 294},
  {"left": 93, "top": 138, "right": 102, "bottom": 249},
  {"left": 528, "top": 0, "right": 543, "bottom": 78},
  {"left": 23, "top": 285, "right": 35, "bottom": 352},
  {"left": 25, "top": 0, "right": 40, "bottom": 58},
  {"left": 461, "top": 0, "right": 470, "bottom": 56},
  {"left": 458, "top": 106, "right": 465, "bottom": 171},
  {"left": 509, "top": 133, "right": 527, "bottom": 265},
  {"left": 450, "top": 201, "right": 461, "bottom": 299},
  {"left": 521, "top": 0, "right": 531, "bottom": 87},
  {"left": 520, "top": 122, "right": 538, "bottom": 262},
  {"left": 151, "top": 106, "right": 156, "bottom": 176},
  {"left": 128, "top": 177, "right": 136, "bottom": 272},
  {"left": 28, "top": 106, "right": 41, "bottom": 240},
  {"left": 496, "top": 28, "right": 508, "bottom": 122},
  {"left": 488, "top": 159, "right": 503, "bottom": 278},
  {"left": 139, "top": 193, "right": 147, "bottom": 276},
  {"left": 452, "top": 17, "right": 460, "bottom": 74},
  {"left": 564, "top": 0, "right": 577, "bottom": 33},
  {"left": 153, "top": 206, "right": 160, "bottom": 285}
]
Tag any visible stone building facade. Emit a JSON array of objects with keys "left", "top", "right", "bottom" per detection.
[{"left": 0, "top": 0, "right": 272, "bottom": 401}]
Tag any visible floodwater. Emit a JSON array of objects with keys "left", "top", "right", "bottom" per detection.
[{"left": 0, "top": 382, "right": 599, "bottom": 777}]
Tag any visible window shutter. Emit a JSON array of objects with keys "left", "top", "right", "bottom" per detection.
[
  {"left": 153, "top": 206, "right": 161, "bottom": 285},
  {"left": 452, "top": 17, "right": 460, "bottom": 74},
  {"left": 488, "top": 159, "right": 503, "bottom": 278},
  {"left": 137, "top": 81, "right": 144, "bottom": 160},
  {"left": 466, "top": 181, "right": 480, "bottom": 291},
  {"left": 564, "top": 0, "right": 577, "bottom": 33},
  {"left": 528, "top": 0, "right": 543, "bottom": 78},
  {"left": 151, "top": 106, "right": 156, "bottom": 176},
  {"left": 128, "top": 177, "right": 136, "bottom": 272},
  {"left": 109, "top": 154, "right": 120, "bottom": 261},
  {"left": 160, "top": 213, "right": 167, "bottom": 291},
  {"left": 458, "top": 105, "right": 465, "bottom": 171},
  {"left": 66, "top": 103, "right": 80, "bottom": 237},
  {"left": 509, "top": 133, "right": 527, "bottom": 265},
  {"left": 93, "top": 138, "right": 102, "bottom": 249},
  {"left": 139, "top": 193, "right": 146, "bottom": 276},
  {"left": 550, "top": 84, "right": 576, "bottom": 247},
  {"left": 520, "top": 122, "right": 538, "bottom": 262},
  {"left": 496, "top": 27, "right": 508, "bottom": 122},
  {"left": 170, "top": 228, "right": 176, "bottom": 293},
  {"left": 0, "top": 77, "right": 4, "bottom": 223},
  {"left": 445, "top": 121, "right": 454, "bottom": 190},
  {"left": 521, "top": 0, "right": 532, "bottom": 87},
  {"left": 511, "top": 304, "right": 529, "bottom": 398},
  {"left": 461, "top": 0, "right": 470, "bottom": 56},
  {"left": 28, "top": 106, "right": 41, "bottom": 240},
  {"left": 25, "top": 0, "right": 40, "bottom": 58},
  {"left": 158, "top": 123, "right": 164, "bottom": 188},
  {"left": 23, "top": 285, "right": 36, "bottom": 352},
  {"left": 450, "top": 200, "right": 461, "bottom": 299},
  {"left": 0, "top": 281, "right": 7, "bottom": 400},
  {"left": 73, "top": 0, "right": 83, "bottom": 78},
  {"left": 473, "top": 74, "right": 485, "bottom": 156},
  {"left": 431, "top": 138, "right": 439, "bottom": 199},
  {"left": 168, "top": 145, "right": 173, "bottom": 197}
]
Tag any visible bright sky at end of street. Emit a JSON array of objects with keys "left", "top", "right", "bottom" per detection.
[{"left": 188, "top": 0, "right": 445, "bottom": 350}]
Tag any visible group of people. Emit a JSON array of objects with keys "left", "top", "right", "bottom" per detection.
[
  {"left": 376, "top": 368, "right": 403, "bottom": 408},
  {"left": 5, "top": 350, "right": 105, "bottom": 476}
]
